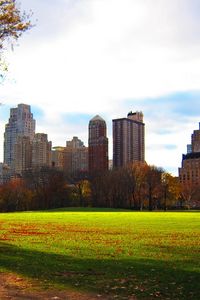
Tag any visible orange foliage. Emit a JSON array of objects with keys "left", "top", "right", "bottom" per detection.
[{"left": 0, "top": 0, "right": 31, "bottom": 47}]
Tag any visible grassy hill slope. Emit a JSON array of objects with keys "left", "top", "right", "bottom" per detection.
[{"left": 0, "top": 209, "right": 199, "bottom": 299}]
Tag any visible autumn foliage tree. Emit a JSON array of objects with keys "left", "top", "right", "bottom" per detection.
[
  {"left": 161, "top": 173, "right": 181, "bottom": 210},
  {"left": 179, "top": 181, "right": 198, "bottom": 209},
  {"left": 71, "top": 180, "right": 91, "bottom": 207},
  {"left": 24, "top": 167, "right": 69, "bottom": 210},
  {"left": 0, "top": 0, "right": 32, "bottom": 75},
  {"left": 0, "top": 162, "right": 189, "bottom": 212},
  {"left": 126, "top": 162, "right": 148, "bottom": 210},
  {"left": 0, "top": 178, "right": 33, "bottom": 211},
  {"left": 88, "top": 163, "right": 182, "bottom": 210},
  {"left": 0, "top": 0, "right": 31, "bottom": 47}
]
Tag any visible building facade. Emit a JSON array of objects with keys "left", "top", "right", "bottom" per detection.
[
  {"left": 4, "top": 104, "right": 35, "bottom": 170},
  {"left": 112, "top": 111, "right": 145, "bottom": 168},
  {"left": 191, "top": 124, "right": 200, "bottom": 152},
  {"left": 51, "top": 137, "right": 88, "bottom": 177},
  {"left": 14, "top": 136, "right": 32, "bottom": 175},
  {"left": 51, "top": 146, "right": 66, "bottom": 169},
  {"left": 0, "top": 163, "right": 11, "bottom": 184},
  {"left": 66, "top": 136, "right": 84, "bottom": 148},
  {"left": 179, "top": 123, "right": 200, "bottom": 185},
  {"left": 65, "top": 137, "right": 88, "bottom": 177},
  {"left": 88, "top": 115, "right": 108, "bottom": 173},
  {"left": 32, "top": 133, "right": 52, "bottom": 169}
]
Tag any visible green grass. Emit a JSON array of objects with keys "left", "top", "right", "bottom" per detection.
[{"left": 0, "top": 208, "right": 200, "bottom": 299}]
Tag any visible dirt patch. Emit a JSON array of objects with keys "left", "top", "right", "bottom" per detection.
[{"left": 0, "top": 272, "right": 111, "bottom": 300}]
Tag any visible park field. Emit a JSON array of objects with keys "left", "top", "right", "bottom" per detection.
[{"left": 0, "top": 208, "right": 200, "bottom": 299}]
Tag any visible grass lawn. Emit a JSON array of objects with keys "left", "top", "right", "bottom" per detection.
[{"left": 0, "top": 208, "right": 199, "bottom": 299}]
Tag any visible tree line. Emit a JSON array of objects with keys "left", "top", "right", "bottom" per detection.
[{"left": 0, "top": 162, "right": 199, "bottom": 212}]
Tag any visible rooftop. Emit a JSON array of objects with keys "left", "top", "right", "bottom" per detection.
[{"left": 90, "top": 115, "right": 105, "bottom": 122}]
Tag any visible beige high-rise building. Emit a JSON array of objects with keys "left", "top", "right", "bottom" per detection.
[
  {"left": 192, "top": 123, "right": 200, "bottom": 152},
  {"left": 66, "top": 136, "right": 84, "bottom": 148},
  {"left": 66, "top": 137, "right": 88, "bottom": 176},
  {"left": 4, "top": 104, "right": 35, "bottom": 170},
  {"left": 32, "top": 133, "right": 52, "bottom": 169},
  {"left": 14, "top": 136, "right": 32, "bottom": 175},
  {"left": 51, "top": 137, "right": 88, "bottom": 177},
  {"left": 179, "top": 123, "right": 200, "bottom": 185},
  {"left": 179, "top": 156, "right": 200, "bottom": 185},
  {"left": 113, "top": 111, "right": 145, "bottom": 168},
  {"left": 51, "top": 146, "right": 66, "bottom": 170}
]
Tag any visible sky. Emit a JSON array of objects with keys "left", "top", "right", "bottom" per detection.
[{"left": 1, "top": 0, "right": 200, "bottom": 175}]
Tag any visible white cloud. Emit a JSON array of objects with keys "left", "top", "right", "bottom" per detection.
[{"left": 1, "top": 0, "right": 200, "bottom": 174}]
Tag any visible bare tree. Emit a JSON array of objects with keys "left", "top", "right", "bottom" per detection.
[{"left": 145, "top": 165, "right": 163, "bottom": 211}]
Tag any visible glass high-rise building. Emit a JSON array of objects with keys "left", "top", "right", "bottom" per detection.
[
  {"left": 4, "top": 103, "right": 35, "bottom": 170},
  {"left": 112, "top": 111, "right": 145, "bottom": 168}
]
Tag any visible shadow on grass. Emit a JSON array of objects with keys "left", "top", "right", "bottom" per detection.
[{"left": 0, "top": 242, "right": 199, "bottom": 299}]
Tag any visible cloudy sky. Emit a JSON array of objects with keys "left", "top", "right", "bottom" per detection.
[{"left": 1, "top": 0, "right": 200, "bottom": 175}]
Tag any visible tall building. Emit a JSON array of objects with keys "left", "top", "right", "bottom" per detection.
[
  {"left": 192, "top": 123, "right": 200, "bottom": 152},
  {"left": 51, "top": 137, "right": 88, "bottom": 177},
  {"left": 179, "top": 123, "right": 200, "bottom": 185},
  {"left": 14, "top": 136, "right": 32, "bottom": 175},
  {"left": 66, "top": 136, "right": 84, "bottom": 148},
  {"left": 112, "top": 111, "right": 145, "bottom": 168},
  {"left": 65, "top": 136, "right": 88, "bottom": 176},
  {"left": 88, "top": 115, "right": 108, "bottom": 173},
  {"left": 51, "top": 146, "right": 66, "bottom": 169},
  {"left": 4, "top": 104, "right": 35, "bottom": 170},
  {"left": 32, "top": 133, "right": 52, "bottom": 169},
  {"left": 0, "top": 163, "right": 11, "bottom": 184}
]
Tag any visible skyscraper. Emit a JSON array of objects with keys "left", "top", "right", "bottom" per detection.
[
  {"left": 112, "top": 111, "right": 145, "bottom": 168},
  {"left": 66, "top": 136, "right": 84, "bottom": 148},
  {"left": 191, "top": 123, "right": 200, "bottom": 152},
  {"left": 51, "top": 146, "right": 66, "bottom": 169},
  {"left": 88, "top": 115, "right": 108, "bottom": 173},
  {"left": 65, "top": 136, "right": 88, "bottom": 177},
  {"left": 4, "top": 104, "right": 35, "bottom": 170},
  {"left": 179, "top": 123, "right": 200, "bottom": 185},
  {"left": 32, "top": 133, "right": 52, "bottom": 169},
  {"left": 51, "top": 137, "right": 88, "bottom": 177},
  {"left": 14, "top": 136, "right": 32, "bottom": 175}
]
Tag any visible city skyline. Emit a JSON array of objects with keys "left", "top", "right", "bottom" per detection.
[
  {"left": 1, "top": 102, "right": 200, "bottom": 176},
  {"left": 1, "top": 0, "right": 200, "bottom": 175}
]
